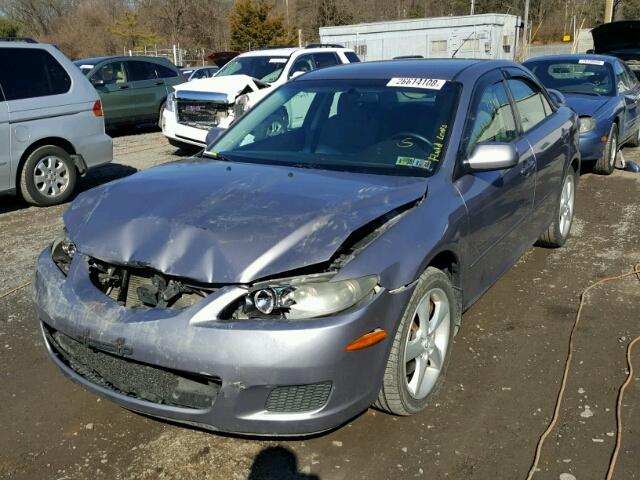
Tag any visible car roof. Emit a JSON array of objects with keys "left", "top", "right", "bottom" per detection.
[
  {"left": 74, "top": 55, "right": 175, "bottom": 65},
  {"left": 524, "top": 54, "right": 616, "bottom": 64},
  {"left": 298, "top": 58, "right": 517, "bottom": 83},
  {"left": 239, "top": 46, "right": 354, "bottom": 58}
]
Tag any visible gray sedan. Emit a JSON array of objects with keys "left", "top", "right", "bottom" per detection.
[{"left": 34, "top": 59, "right": 579, "bottom": 435}]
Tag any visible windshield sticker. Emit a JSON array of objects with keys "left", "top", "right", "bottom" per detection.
[
  {"left": 387, "top": 78, "right": 447, "bottom": 90},
  {"left": 80, "top": 64, "right": 94, "bottom": 69},
  {"left": 578, "top": 59, "right": 605, "bottom": 66},
  {"left": 396, "top": 156, "right": 433, "bottom": 170},
  {"left": 427, "top": 123, "right": 449, "bottom": 162},
  {"left": 269, "top": 58, "right": 288, "bottom": 63}
]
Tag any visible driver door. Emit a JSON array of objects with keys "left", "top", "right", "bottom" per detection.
[
  {"left": 614, "top": 60, "right": 638, "bottom": 140},
  {"left": 455, "top": 71, "right": 536, "bottom": 301}
]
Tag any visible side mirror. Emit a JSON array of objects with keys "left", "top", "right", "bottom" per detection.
[
  {"left": 464, "top": 143, "right": 519, "bottom": 172},
  {"left": 289, "top": 71, "right": 306, "bottom": 79},
  {"left": 91, "top": 78, "right": 105, "bottom": 87},
  {"left": 547, "top": 88, "right": 566, "bottom": 106}
]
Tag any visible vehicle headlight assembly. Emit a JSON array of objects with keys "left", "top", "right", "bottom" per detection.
[
  {"left": 579, "top": 116, "right": 596, "bottom": 133},
  {"left": 234, "top": 94, "right": 251, "bottom": 116},
  {"left": 165, "top": 91, "right": 176, "bottom": 112},
  {"left": 244, "top": 275, "right": 379, "bottom": 320},
  {"left": 51, "top": 236, "right": 76, "bottom": 275}
]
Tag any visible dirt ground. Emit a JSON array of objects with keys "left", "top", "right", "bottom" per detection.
[{"left": 1, "top": 131, "right": 639, "bottom": 480}]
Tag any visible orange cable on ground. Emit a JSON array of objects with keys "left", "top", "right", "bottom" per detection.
[
  {"left": 526, "top": 264, "right": 640, "bottom": 480},
  {"left": 0, "top": 281, "right": 31, "bottom": 300}
]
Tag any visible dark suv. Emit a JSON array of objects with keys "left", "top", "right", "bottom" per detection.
[{"left": 75, "top": 56, "right": 183, "bottom": 128}]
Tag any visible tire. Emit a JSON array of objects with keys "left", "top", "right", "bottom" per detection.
[
  {"left": 626, "top": 125, "right": 640, "bottom": 148},
  {"left": 19, "top": 146, "right": 77, "bottom": 207},
  {"left": 594, "top": 123, "right": 618, "bottom": 175},
  {"left": 158, "top": 101, "right": 166, "bottom": 129},
  {"left": 536, "top": 168, "right": 576, "bottom": 248},
  {"left": 375, "top": 267, "right": 459, "bottom": 416}
]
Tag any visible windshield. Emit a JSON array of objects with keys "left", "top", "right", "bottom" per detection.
[
  {"left": 206, "top": 79, "right": 460, "bottom": 177},
  {"left": 74, "top": 61, "right": 96, "bottom": 76},
  {"left": 215, "top": 55, "right": 289, "bottom": 83},
  {"left": 524, "top": 59, "right": 615, "bottom": 96}
]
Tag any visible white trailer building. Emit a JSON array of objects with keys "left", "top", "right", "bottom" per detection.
[{"left": 319, "top": 13, "right": 522, "bottom": 62}]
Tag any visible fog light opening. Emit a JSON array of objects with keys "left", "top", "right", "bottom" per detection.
[{"left": 345, "top": 328, "right": 388, "bottom": 352}]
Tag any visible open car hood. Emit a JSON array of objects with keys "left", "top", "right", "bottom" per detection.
[
  {"left": 64, "top": 159, "right": 428, "bottom": 284},
  {"left": 591, "top": 21, "right": 640, "bottom": 57}
]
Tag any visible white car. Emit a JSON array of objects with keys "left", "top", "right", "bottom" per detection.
[
  {"left": 161, "top": 45, "right": 360, "bottom": 148},
  {"left": 0, "top": 39, "right": 112, "bottom": 206}
]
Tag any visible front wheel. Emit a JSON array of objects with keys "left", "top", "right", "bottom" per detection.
[
  {"left": 536, "top": 169, "right": 576, "bottom": 248},
  {"left": 375, "top": 267, "right": 459, "bottom": 416},
  {"left": 158, "top": 101, "right": 166, "bottom": 130},
  {"left": 594, "top": 123, "right": 617, "bottom": 175}
]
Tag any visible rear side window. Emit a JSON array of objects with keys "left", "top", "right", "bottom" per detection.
[
  {"left": 155, "top": 63, "right": 179, "bottom": 78},
  {"left": 506, "top": 79, "right": 549, "bottom": 132},
  {"left": 344, "top": 51, "right": 361, "bottom": 63},
  {"left": 0, "top": 48, "right": 71, "bottom": 101},
  {"left": 466, "top": 81, "right": 517, "bottom": 153},
  {"left": 127, "top": 61, "right": 158, "bottom": 81}
]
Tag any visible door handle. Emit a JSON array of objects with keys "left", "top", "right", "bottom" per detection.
[
  {"left": 520, "top": 157, "right": 535, "bottom": 177},
  {"left": 119, "top": 85, "right": 129, "bottom": 90},
  {"left": 155, "top": 81, "right": 164, "bottom": 86}
]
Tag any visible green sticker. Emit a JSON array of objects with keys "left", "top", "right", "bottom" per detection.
[{"left": 396, "top": 156, "right": 433, "bottom": 170}]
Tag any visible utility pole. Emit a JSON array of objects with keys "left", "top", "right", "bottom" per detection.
[
  {"left": 521, "top": 0, "right": 530, "bottom": 60},
  {"left": 604, "top": 0, "right": 614, "bottom": 22},
  {"left": 470, "top": 0, "right": 475, "bottom": 15}
]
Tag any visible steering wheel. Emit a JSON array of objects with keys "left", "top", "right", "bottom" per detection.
[{"left": 391, "top": 132, "right": 433, "bottom": 150}]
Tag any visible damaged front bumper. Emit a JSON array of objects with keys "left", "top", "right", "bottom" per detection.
[{"left": 33, "top": 249, "right": 412, "bottom": 436}]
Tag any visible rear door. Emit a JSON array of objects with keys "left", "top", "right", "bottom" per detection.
[
  {"left": 89, "top": 60, "right": 133, "bottom": 125},
  {"left": 504, "top": 72, "right": 567, "bottom": 215},
  {"left": 455, "top": 70, "right": 536, "bottom": 297},
  {"left": 0, "top": 83, "right": 10, "bottom": 191},
  {"left": 125, "top": 60, "right": 166, "bottom": 121},
  {"left": 614, "top": 59, "right": 638, "bottom": 140}
]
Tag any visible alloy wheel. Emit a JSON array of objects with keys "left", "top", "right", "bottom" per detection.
[
  {"left": 33, "top": 156, "right": 70, "bottom": 198},
  {"left": 558, "top": 173, "right": 575, "bottom": 238},
  {"left": 403, "top": 288, "right": 451, "bottom": 400}
]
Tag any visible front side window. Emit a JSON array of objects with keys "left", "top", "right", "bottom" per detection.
[
  {"left": 466, "top": 81, "right": 517, "bottom": 154},
  {"left": 614, "top": 61, "right": 631, "bottom": 93},
  {"left": 312, "top": 52, "right": 340, "bottom": 69},
  {"left": 207, "top": 79, "right": 460, "bottom": 177},
  {"left": 289, "top": 55, "right": 314, "bottom": 76},
  {"left": 215, "top": 55, "right": 289, "bottom": 83},
  {"left": 507, "top": 79, "right": 549, "bottom": 133},
  {"left": 0, "top": 48, "right": 71, "bottom": 101},
  {"left": 93, "top": 61, "right": 127, "bottom": 85},
  {"left": 524, "top": 60, "right": 614, "bottom": 96}
]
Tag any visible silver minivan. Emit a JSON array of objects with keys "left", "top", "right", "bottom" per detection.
[{"left": 0, "top": 40, "right": 112, "bottom": 206}]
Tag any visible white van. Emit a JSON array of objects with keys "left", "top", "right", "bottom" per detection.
[{"left": 0, "top": 39, "right": 112, "bottom": 206}]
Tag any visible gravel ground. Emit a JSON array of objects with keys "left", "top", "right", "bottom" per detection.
[{"left": 1, "top": 132, "right": 639, "bottom": 480}]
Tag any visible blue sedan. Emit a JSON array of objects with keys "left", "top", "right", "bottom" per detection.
[
  {"left": 34, "top": 59, "right": 579, "bottom": 435},
  {"left": 524, "top": 54, "right": 640, "bottom": 174}
]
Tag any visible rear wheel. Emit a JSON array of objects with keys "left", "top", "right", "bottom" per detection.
[
  {"left": 158, "top": 101, "right": 166, "bottom": 130},
  {"left": 536, "top": 169, "right": 576, "bottom": 248},
  {"left": 594, "top": 123, "right": 617, "bottom": 175},
  {"left": 376, "top": 267, "right": 458, "bottom": 416},
  {"left": 626, "top": 125, "right": 640, "bottom": 148},
  {"left": 19, "top": 146, "right": 77, "bottom": 206}
]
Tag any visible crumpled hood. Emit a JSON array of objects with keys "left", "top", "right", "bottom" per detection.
[
  {"left": 592, "top": 21, "right": 640, "bottom": 55},
  {"left": 64, "top": 159, "right": 428, "bottom": 284},
  {"left": 564, "top": 94, "right": 612, "bottom": 117},
  {"left": 173, "top": 75, "right": 269, "bottom": 102}
]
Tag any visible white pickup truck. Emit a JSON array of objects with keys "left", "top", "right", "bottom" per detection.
[{"left": 161, "top": 45, "right": 360, "bottom": 148}]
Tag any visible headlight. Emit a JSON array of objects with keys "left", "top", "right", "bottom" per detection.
[
  {"left": 51, "top": 236, "right": 76, "bottom": 275},
  {"left": 579, "top": 116, "right": 596, "bottom": 133},
  {"left": 234, "top": 94, "right": 251, "bottom": 116},
  {"left": 166, "top": 91, "right": 176, "bottom": 112},
  {"left": 244, "top": 275, "right": 378, "bottom": 320}
]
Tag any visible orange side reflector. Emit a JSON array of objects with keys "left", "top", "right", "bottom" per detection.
[
  {"left": 345, "top": 329, "right": 387, "bottom": 352},
  {"left": 92, "top": 100, "right": 104, "bottom": 117},
  {"left": 600, "top": 135, "right": 608, "bottom": 143}
]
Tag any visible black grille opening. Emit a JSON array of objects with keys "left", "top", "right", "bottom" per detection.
[
  {"left": 177, "top": 100, "right": 229, "bottom": 129},
  {"left": 88, "top": 258, "right": 212, "bottom": 310},
  {"left": 265, "top": 382, "right": 332, "bottom": 413},
  {"left": 45, "top": 325, "right": 220, "bottom": 410}
]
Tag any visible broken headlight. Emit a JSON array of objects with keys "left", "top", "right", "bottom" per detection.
[
  {"left": 235, "top": 94, "right": 251, "bottom": 115},
  {"left": 51, "top": 236, "right": 76, "bottom": 275},
  {"left": 244, "top": 274, "right": 378, "bottom": 320}
]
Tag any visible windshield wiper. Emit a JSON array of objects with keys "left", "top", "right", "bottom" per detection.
[{"left": 204, "top": 151, "right": 232, "bottom": 162}]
